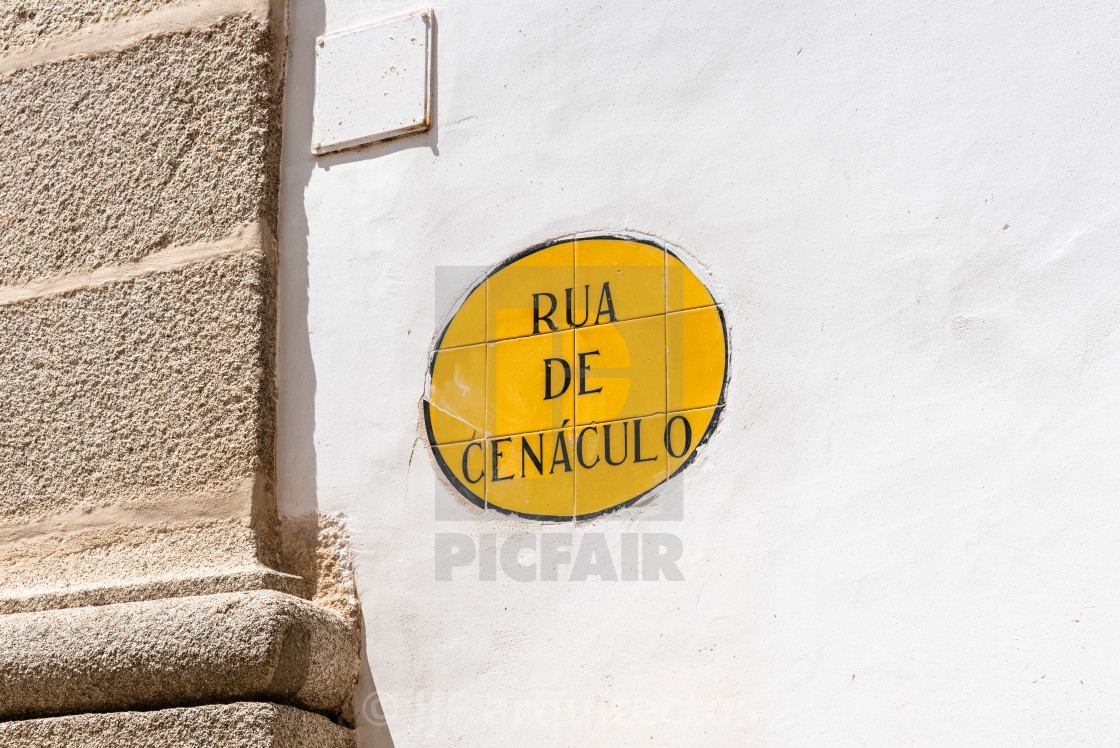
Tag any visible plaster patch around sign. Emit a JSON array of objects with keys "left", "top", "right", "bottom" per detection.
[
  {"left": 424, "top": 233, "right": 729, "bottom": 522},
  {"left": 311, "top": 10, "right": 432, "bottom": 154}
]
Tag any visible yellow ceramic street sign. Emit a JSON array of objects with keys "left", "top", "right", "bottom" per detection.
[{"left": 425, "top": 234, "right": 727, "bottom": 521}]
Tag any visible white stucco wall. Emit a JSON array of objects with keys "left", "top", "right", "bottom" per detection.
[{"left": 279, "top": 1, "right": 1120, "bottom": 745}]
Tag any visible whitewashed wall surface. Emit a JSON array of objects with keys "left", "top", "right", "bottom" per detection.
[{"left": 279, "top": 1, "right": 1120, "bottom": 745}]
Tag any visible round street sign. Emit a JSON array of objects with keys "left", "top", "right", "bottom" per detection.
[{"left": 424, "top": 233, "right": 728, "bottom": 521}]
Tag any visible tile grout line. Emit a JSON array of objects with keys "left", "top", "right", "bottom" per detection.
[
  {"left": 439, "top": 409, "right": 722, "bottom": 449},
  {"left": 664, "top": 247, "right": 669, "bottom": 453},
  {"left": 435, "top": 302, "right": 717, "bottom": 352},
  {"left": 570, "top": 239, "right": 577, "bottom": 521},
  {"left": 483, "top": 271, "right": 489, "bottom": 511}
]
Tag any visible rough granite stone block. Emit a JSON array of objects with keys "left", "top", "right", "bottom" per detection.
[
  {"left": 0, "top": 517, "right": 276, "bottom": 612},
  {"left": 0, "top": 702, "right": 356, "bottom": 747},
  {"left": 0, "top": 13, "right": 282, "bottom": 284},
  {"left": 0, "top": 0, "right": 180, "bottom": 53},
  {"left": 0, "top": 246, "right": 275, "bottom": 521},
  {"left": 0, "top": 590, "right": 360, "bottom": 721}
]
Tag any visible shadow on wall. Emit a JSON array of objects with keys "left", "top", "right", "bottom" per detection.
[{"left": 278, "top": 3, "right": 440, "bottom": 746}]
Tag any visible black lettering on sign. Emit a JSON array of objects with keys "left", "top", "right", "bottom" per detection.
[
  {"left": 595, "top": 282, "right": 618, "bottom": 324},
  {"left": 665, "top": 415, "right": 693, "bottom": 459},
  {"left": 566, "top": 286, "right": 590, "bottom": 327},
  {"left": 577, "top": 426, "right": 599, "bottom": 468},
  {"left": 603, "top": 421, "right": 628, "bottom": 466},
  {"left": 427, "top": 234, "right": 728, "bottom": 522},
  {"left": 550, "top": 429, "right": 573, "bottom": 474},
  {"left": 577, "top": 350, "right": 602, "bottom": 395},
  {"left": 633, "top": 418, "right": 657, "bottom": 463},
  {"left": 539, "top": 282, "right": 617, "bottom": 330},
  {"left": 521, "top": 434, "right": 545, "bottom": 477},
  {"left": 462, "top": 441, "right": 484, "bottom": 484},
  {"left": 532, "top": 292, "right": 559, "bottom": 334},
  {"left": 491, "top": 438, "right": 514, "bottom": 482},
  {"left": 543, "top": 358, "right": 572, "bottom": 400}
]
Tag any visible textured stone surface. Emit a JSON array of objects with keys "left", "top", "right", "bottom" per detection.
[
  {"left": 0, "top": 518, "right": 308, "bottom": 614},
  {"left": 0, "top": 590, "right": 359, "bottom": 721},
  {"left": 0, "top": 564, "right": 306, "bottom": 615},
  {"left": 0, "top": 13, "right": 282, "bottom": 284},
  {"left": 0, "top": 702, "right": 356, "bottom": 747},
  {"left": 0, "top": 0, "right": 178, "bottom": 53},
  {"left": 279, "top": 514, "right": 361, "bottom": 624},
  {"left": 0, "top": 246, "right": 275, "bottom": 521},
  {"left": 0, "top": 0, "right": 366, "bottom": 740},
  {"left": 0, "top": 518, "right": 255, "bottom": 607}
]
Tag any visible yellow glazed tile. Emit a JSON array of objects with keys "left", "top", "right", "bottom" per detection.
[
  {"left": 486, "top": 329, "right": 575, "bottom": 437},
  {"left": 666, "top": 307, "right": 727, "bottom": 412},
  {"left": 574, "top": 414, "right": 667, "bottom": 518},
  {"left": 573, "top": 237, "right": 665, "bottom": 326},
  {"left": 574, "top": 315, "right": 666, "bottom": 426},
  {"left": 433, "top": 438, "right": 486, "bottom": 506},
  {"left": 427, "top": 403, "right": 482, "bottom": 445},
  {"left": 486, "top": 427, "right": 575, "bottom": 519},
  {"left": 486, "top": 240, "right": 574, "bottom": 342},
  {"left": 427, "top": 344, "right": 486, "bottom": 444},
  {"left": 437, "top": 283, "right": 486, "bottom": 349},
  {"left": 666, "top": 252, "right": 715, "bottom": 313},
  {"left": 665, "top": 407, "right": 720, "bottom": 477}
]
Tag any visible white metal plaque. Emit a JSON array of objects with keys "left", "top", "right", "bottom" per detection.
[{"left": 311, "top": 10, "right": 432, "bottom": 155}]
